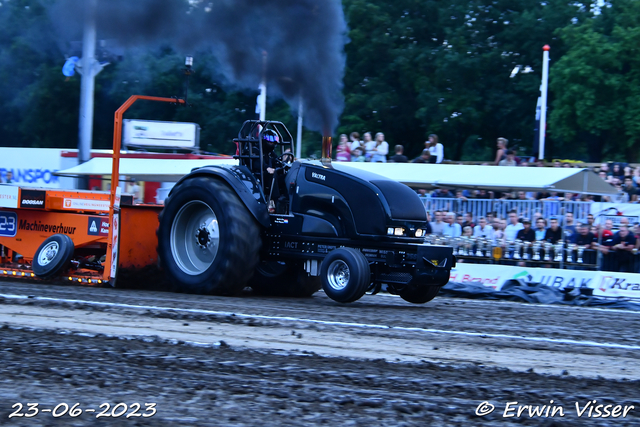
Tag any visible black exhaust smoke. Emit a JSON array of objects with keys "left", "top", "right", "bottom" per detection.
[{"left": 46, "top": 0, "right": 347, "bottom": 134}]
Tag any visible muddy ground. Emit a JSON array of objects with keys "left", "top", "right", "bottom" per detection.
[{"left": 0, "top": 280, "right": 639, "bottom": 426}]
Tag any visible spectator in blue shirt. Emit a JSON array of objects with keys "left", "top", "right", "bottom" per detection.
[
  {"left": 535, "top": 218, "right": 547, "bottom": 241},
  {"left": 432, "top": 188, "right": 453, "bottom": 198},
  {"left": 563, "top": 212, "right": 577, "bottom": 242}
]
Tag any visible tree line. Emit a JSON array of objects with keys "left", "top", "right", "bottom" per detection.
[{"left": 0, "top": 0, "right": 638, "bottom": 162}]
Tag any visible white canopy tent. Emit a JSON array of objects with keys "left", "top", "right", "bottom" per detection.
[
  {"left": 55, "top": 157, "right": 240, "bottom": 183},
  {"left": 334, "top": 163, "right": 619, "bottom": 196},
  {"left": 56, "top": 158, "right": 618, "bottom": 196}
]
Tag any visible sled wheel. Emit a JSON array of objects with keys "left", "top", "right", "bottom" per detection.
[
  {"left": 399, "top": 285, "right": 442, "bottom": 304},
  {"left": 320, "top": 248, "right": 370, "bottom": 303},
  {"left": 250, "top": 261, "right": 321, "bottom": 297},
  {"left": 157, "top": 177, "right": 261, "bottom": 295},
  {"left": 32, "top": 234, "right": 74, "bottom": 279}
]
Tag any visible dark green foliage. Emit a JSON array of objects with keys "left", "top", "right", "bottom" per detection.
[
  {"left": 549, "top": 0, "right": 640, "bottom": 162},
  {"left": 340, "top": 0, "right": 589, "bottom": 160},
  {"left": 0, "top": 0, "right": 638, "bottom": 162}
]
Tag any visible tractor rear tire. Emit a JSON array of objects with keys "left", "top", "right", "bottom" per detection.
[
  {"left": 33, "top": 234, "right": 74, "bottom": 279},
  {"left": 249, "top": 261, "right": 321, "bottom": 297},
  {"left": 157, "top": 177, "right": 261, "bottom": 295},
  {"left": 320, "top": 248, "right": 371, "bottom": 303}
]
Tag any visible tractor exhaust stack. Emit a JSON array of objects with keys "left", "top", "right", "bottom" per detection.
[{"left": 321, "top": 136, "right": 332, "bottom": 167}]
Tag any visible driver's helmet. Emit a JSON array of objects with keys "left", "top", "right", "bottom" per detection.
[{"left": 261, "top": 129, "right": 279, "bottom": 153}]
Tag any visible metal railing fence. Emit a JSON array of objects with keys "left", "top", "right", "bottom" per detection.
[{"left": 421, "top": 198, "right": 593, "bottom": 224}]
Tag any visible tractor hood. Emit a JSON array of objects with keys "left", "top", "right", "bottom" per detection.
[{"left": 332, "top": 163, "right": 427, "bottom": 222}]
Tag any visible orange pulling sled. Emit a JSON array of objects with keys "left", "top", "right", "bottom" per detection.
[{"left": 0, "top": 96, "right": 184, "bottom": 285}]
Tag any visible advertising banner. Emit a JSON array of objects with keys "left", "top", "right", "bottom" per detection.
[
  {"left": 62, "top": 198, "right": 110, "bottom": 212},
  {"left": 0, "top": 211, "right": 17, "bottom": 237},
  {"left": 123, "top": 120, "right": 199, "bottom": 149},
  {"left": 110, "top": 213, "right": 119, "bottom": 279},
  {"left": 451, "top": 264, "right": 598, "bottom": 292},
  {"left": 19, "top": 189, "right": 46, "bottom": 209},
  {"left": 0, "top": 148, "right": 65, "bottom": 188},
  {"left": 592, "top": 272, "right": 640, "bottom": 300},
  {"left": 87, "top": 216, "right": 109, "bottom": 237},
  {"left": 452, "top": 263, "right": 640, "bottom": 301},
  {"left": 0, "top": 185, "right": 19, "bottom": 208},
  {"left": 449, "top": 264, "right": 506, "bottom": 289}
]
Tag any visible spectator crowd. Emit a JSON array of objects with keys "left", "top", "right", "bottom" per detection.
[
  {"left": 335, "top": 132, "right": 445, "bottom": 164},
  {"left": 335, "top": 132, "right": 640, "bottom": 271},
  {"left": 426, "top": 209, "right": 639, "bottom": 272},
  {"left": 336, "top": 132, "right": 640, "bottom": 204}
]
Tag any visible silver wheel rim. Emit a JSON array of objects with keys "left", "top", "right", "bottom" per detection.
[
  {"left": 327, "top": 260, "right": 350, "bottom": 291},
  {"left": 38, "top": 241, "right": 60, "bottom": 266},
  {"left": 170, "top": 201, "right": 220, "bottom": 276}
]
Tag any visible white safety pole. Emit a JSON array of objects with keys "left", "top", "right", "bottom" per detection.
[
  {"left": 78, "top": 0, "right": 97, "bottom": 189},
  {"left": 538, "top": 45, "right": 550, "bottom": 161},
  {"left": 258, "top": 82, "right": 267, "bottom": 122},
  {"left": 259, "top": 51, "right": 267, "bottom": 121},
  {"left": 296, "top": 96, "right": 303, "bottom": 158}
]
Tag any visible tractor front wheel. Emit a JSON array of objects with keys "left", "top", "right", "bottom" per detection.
[
  {"left": 320, "top": 248, "right": 371, "bottom": 303},
  {"left": 32, "top": 234, "right": 74, "bottom": 279}
]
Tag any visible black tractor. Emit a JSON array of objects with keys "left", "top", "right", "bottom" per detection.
[{"left": 157, "top": 121, "right": 454, "bottom": 304}]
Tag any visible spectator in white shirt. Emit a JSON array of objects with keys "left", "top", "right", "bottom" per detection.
[
  {"left": 426, "top": 134, "right": 444, "bottom": 164},
  {"left": 505, "top": 210, "right": 524, "bottom": 241},
  {"left": 349, "top": 132, "right": 362, "bottom": 152},
  {"left": 442, "top": 212, "right": 462, "bottom": 237},
  {"left": 492, "top": 218, "right": 505, "bottom": 244},
  {"left": 370, "top": 132, "right": 389, "bottom": 163},
  {"left": 429, "top": 210, "right": 445, "bottom": 236},
  {"left": 473, "top": 216, "right": 494, "bottom": 240},
  {"left": 363, "top": 132, "right": 376, "bottom": 161},
  {"left": 499, "top": 150, "right": 517, "bottom": 166}
]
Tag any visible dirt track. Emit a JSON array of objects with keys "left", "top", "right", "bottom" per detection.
[{"left": 1, "top": 280, "right": 639, "bottom": 426}]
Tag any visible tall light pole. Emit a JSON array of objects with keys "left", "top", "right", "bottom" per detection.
[
  {"left": 78, "top": 0, "right": 98, "bottom": 189},
  {"left": 538, "top": 45, "right": 550, "bottom": 161}
]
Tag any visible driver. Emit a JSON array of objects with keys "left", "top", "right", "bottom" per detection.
[
  {"left": 261, "top": 129, "right": 280, "bottom": 176},
  {"left": 259, "top": 130, "right": 290, "bottom": 208}
]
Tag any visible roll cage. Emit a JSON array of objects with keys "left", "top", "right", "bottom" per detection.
[{"left": 233, "top": 120, "right": 295, "bottom": 199}]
